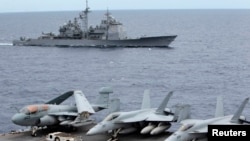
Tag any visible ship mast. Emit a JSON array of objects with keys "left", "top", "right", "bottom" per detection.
[
  {"left": 106, "top": 8, "right": 110, "bottom": 40},
  {"left": 80, "top": 0, "right": 90, "bottom": 38}
]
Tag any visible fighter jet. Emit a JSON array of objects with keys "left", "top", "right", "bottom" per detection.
[
  {"left": 11, "top": 87, "right": 113, "bottom": 136},
  {"left": 165, "top": 96, "right": 250, "bottom": 141},
  {"left": 86, "top": 90, "right": 190, "bottom": 138}
]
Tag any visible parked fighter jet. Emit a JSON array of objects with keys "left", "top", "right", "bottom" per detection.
[
  {"left": 11, "top": 87, "right": 113, "bottom": 136},
  {"left": 86, "top": 90, "right": 190, "bottom": 138},
  {"left": 165, "top": 96, "right": 250, "bottom": 141}
]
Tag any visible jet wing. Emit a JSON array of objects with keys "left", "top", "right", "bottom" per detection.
[
  {"left": 46, "top": 91, "right": 74, "bottom": 105},
  {"left": 115, "top": 115, "right": 147, "bottom": 123},
  {"left": 115, "top": 111, "right": 149, "bottom": 123},
  {"left": 180, "top": 119, "right": 204, "bottom": 125},
  {"left": 115, "top": 112, "right": 175, "bottom": 123},
  {"left": 49, "top": 112, "right": 78, "bottom": 116},
  {"left": 146, "top": 114, "right": 175, "bottom": 122},
  {"left": 188, "top": 119, "right": 239, "bottom": 134},
  {"left": 190, "top": 127, "right": 208, "bottom": 133},
  {"left": 180, "top": 119, "right": 208, "bottom": 133},
  {"left": 74, "top": 90, "right": 95, "bottom": 114}
]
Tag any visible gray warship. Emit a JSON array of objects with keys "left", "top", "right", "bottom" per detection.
[{"left": 13, "top": 1, "right": 177, "bottom": 48}]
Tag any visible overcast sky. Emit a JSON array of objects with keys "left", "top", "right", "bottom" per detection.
[{"left": 0, "top": 0, "right": 250, "bottom": 13}]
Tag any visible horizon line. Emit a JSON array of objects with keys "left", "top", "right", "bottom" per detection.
[{"left": 0, "top": 8, "right": 249, "bottom": 14}]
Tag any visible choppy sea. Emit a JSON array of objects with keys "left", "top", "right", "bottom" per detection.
[{"left": 0, "top": 9, "right": 250, "bottom": 133}]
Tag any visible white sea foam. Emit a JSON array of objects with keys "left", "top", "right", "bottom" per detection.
[{"left": 0, "top": 42, "right": 13, "bottom": 46}]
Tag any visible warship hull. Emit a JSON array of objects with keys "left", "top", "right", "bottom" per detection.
[{"left": 13, "top": 36, "right": 177, "bottom": 47}]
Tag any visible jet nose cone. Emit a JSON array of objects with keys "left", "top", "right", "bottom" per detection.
[
  {"left": 86, "top": 125, "right": 103, "bottom": 136},
  {"left": 86, "top": 128, "right": 96, "bottom": 136},
  {"left": 11, "top": 114, "right": 19, "bottom": 124},
  {"left": 86, "top": 122, "right": 111, "bottom": 135},
  {"left": 165, "top": 134, "right": 181, "bottom": 141},
  {"left": 11, "top": 113, "right": 24, "bottom": 125}
]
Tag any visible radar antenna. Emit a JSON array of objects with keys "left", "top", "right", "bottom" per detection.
[
  {"left": 105, "top": 8, "right": 111, "bottom": 40},
  {"left": 79, "top": 0, "right": 90, "bottom": 38}
]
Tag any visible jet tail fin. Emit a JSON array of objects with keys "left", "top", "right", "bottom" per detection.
[
  {"left": 45, "top": 91, "right": 74, "bottom": 105},
  {"left": 215, "top": 95, "right": 224, "bottom": 118},
  {"left": 155, "top": 91, "right": 173, "bottom": 114},
  {"left": 174, "top": 104, "right": 191, "bottom": 123},
  {"left": 74, "top": 90, "right": 95, "bottom": 114},
  {"left": 230, "top": 97, "right": 249, "bottom": 123},
  {"left": 94, "top": 87, "right": 113, "bottom": 109},
  {"left": 109, "top": 98, "right": 120, "bottom": 113},
  {"left": 141, "top": 89, "right": 151, "bottom": 109}
]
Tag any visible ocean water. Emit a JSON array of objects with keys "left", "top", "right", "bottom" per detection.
[{"left": 0, "top": 10, "right": 250, "bottom": 133}]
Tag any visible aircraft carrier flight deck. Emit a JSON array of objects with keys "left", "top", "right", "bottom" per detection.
[{"left": 0, "top": 123, "right": 172, "bottom": 141}]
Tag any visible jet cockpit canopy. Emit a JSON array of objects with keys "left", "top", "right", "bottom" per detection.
[{"left": 19, "top": 104, "right": 49, "bottom": 115}]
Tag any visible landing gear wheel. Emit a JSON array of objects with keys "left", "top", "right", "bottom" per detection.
[
  {"left": 55, "top": 137, "right": 60, "bottom": 141},
  {"left": 31, "top": 126, "right": 38, "bottom": 137},
  {"left": 107, "top": 129, "right": 121, "bottom": 141},
  {"left": 107, "top": 136, "right": 118, "bottom": 141},
  {"left": 31, "top": 132, "right": 37, "bottom": 137}
]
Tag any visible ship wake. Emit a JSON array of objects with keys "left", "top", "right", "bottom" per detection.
[{"left": 0, "top": 42, "right": 13, "bottom": 46}]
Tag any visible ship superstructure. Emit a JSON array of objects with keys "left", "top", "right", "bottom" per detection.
[{"left": 13, "top": 0, "right": 177, "bottom": 47}]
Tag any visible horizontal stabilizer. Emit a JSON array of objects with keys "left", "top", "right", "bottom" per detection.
[
  {"left": 60, "top": 120, "right": 73, "bottom": 126},
  {"left": 74, "top": 90, "right": 95, "bottom": 114},
  {"left": 70, "top": 119, "right": 95, "bottom": 127},
  {"left": 46, "top": 91, "right": 74, "bottom": 105},
  {"left": 71, "top": 121, "right": 94, "bottom": 127}
]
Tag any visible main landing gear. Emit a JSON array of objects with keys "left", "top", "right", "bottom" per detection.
[
  {"left": 107, "top": 128, "right": 121, "bottom": 141},
  {"left": 31, "top": 126, "right": 38, "bottom": 137}
]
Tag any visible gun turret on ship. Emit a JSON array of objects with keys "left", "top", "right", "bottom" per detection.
[{"left": 13, "top": 0, "right": 177, "bottom": 47}]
